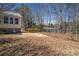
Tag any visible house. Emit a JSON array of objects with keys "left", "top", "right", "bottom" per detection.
[{"left": 0, "top": 10, "right": 24, "bottom": 33}]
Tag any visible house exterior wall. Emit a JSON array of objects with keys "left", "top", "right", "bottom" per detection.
[
  {"left": 0, "top": 14, "right": 22, "bottom": 28},
  {"left": 0, "top": 13, "right": 23, "bottom": 33}
]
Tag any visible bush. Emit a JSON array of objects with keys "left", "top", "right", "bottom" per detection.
[
  {"left": 0, "top": 38, "right": 16, "bottom": 44},
  {"left": 27, "top": 28, "right": 38, "bottom": 33}
]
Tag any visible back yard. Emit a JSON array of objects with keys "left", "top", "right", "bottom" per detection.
[{"left": 0, "top": 32, "right": 79, "bottom": 56}]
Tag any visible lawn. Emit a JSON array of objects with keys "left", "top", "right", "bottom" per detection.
[{"left": 0, "top": 32, "right": 79, "bottom": 56}]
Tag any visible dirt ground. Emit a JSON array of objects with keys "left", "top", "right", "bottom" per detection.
[{"left": 0, "top": 32, "right": 79, "bottom": 56}]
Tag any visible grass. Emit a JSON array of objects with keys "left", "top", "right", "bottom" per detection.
[
  {"left": 0, "top": 38, "right": 53, "bottom": 56},
  {"left": 0, "top": 32, "right": 79, "bottom": 56}
]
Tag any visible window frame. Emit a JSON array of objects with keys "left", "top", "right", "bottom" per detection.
[
  {"left": 4, "top": 16, "right": 9, "bottom": 24},
  {"left": 15, "top": 18, "right": 19, "bottom": 24},
  {"left": 10, "top": 17, "right": 13, "bottom": 24}
]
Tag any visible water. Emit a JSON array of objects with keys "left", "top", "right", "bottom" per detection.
[
  {"left": 47, "top": 28, "right": 63, "bottom": 32},
  {"left": 45, "top": 28, "right": 58, "bottom": 32}
]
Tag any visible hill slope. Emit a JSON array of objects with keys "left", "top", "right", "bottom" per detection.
[{"left": 0, "top": 33, "right": 79, "bottom": 56}]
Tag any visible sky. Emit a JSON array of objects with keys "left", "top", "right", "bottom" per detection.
[
  {"left": 12, "top": 3, "right": 56, "bottom": 24},
  {"left": 11, "top": 3, "right": 77, "bottom": 25}
]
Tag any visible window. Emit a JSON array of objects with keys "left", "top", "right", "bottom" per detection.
[
  {"left": 15, "top": 18, "right": 19, "bottom": 24},
  {"left": 0, "top": 20, "right": 1, "bottom": 24},
  {"left": 10, "top": 17, "right": 13, "bottom": 24},
  {"left": 4, "top": 16, "right": 8, "bottom": 24}
]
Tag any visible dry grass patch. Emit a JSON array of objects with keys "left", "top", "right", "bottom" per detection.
[{"left": 0, "top": 32, "right": 79, "bottom": 56}]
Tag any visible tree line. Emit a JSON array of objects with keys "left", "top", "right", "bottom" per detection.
[{"left": 0, "top": 3, "right": 79, "bottom": 34}]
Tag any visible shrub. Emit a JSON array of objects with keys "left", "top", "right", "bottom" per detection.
[
  {"left": 0, "top": 38, "right": 16, "bottom": 44},
  {"left": 27, "top": 28, "right": 38, "bottom": 33}
]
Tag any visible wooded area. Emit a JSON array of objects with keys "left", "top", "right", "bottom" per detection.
[{"left": 0, "top": 3, "right": 79, "bottom": 38}]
